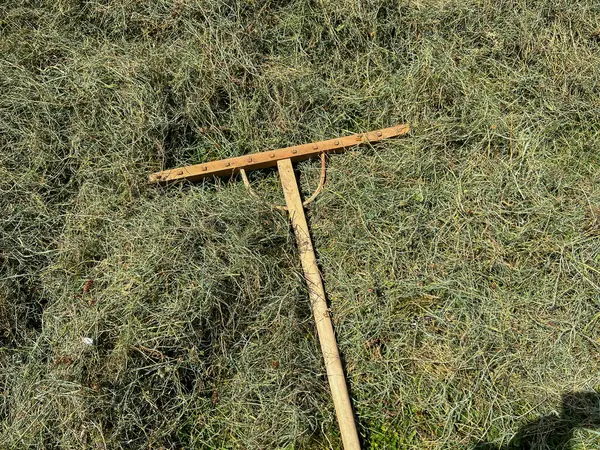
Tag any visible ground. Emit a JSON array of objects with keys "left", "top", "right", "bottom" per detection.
[{"left": 1, "top": 0, "right": 600, "bottom": 448}]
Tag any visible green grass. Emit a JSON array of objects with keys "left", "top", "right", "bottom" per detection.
[{"left": 1, "top": 0, "right": 600, "bottom": 448}]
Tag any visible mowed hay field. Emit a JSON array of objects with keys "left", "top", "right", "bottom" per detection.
[{"left": 1, "top": 0, "right": 600, "bottom": 448}]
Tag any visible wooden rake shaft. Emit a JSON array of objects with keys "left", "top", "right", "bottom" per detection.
[
  {"left": 278, "top": 158, "right": 360, "bottom": 448},
  {"left": 149, "top": 124, "right": 410, "bottom": 449}
]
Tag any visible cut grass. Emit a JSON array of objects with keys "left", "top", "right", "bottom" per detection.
[{"left": 1, "top": 0, "right": 600, "bottom": 448}]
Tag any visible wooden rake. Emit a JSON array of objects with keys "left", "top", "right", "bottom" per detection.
[{"left": 149, "top": 124, "right": 410, "bottom": 449}]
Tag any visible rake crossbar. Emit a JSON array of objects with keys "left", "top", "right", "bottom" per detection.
[
  {"left": 149, "top": 124, "right": 409, "bottom": 450},
  {"left": 149, "top": 124, "right": 409, "bottom": 183}
]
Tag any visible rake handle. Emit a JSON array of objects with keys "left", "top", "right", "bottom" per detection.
[{"left": 277, "top": 158, "right": 361, "bottom": 450}]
